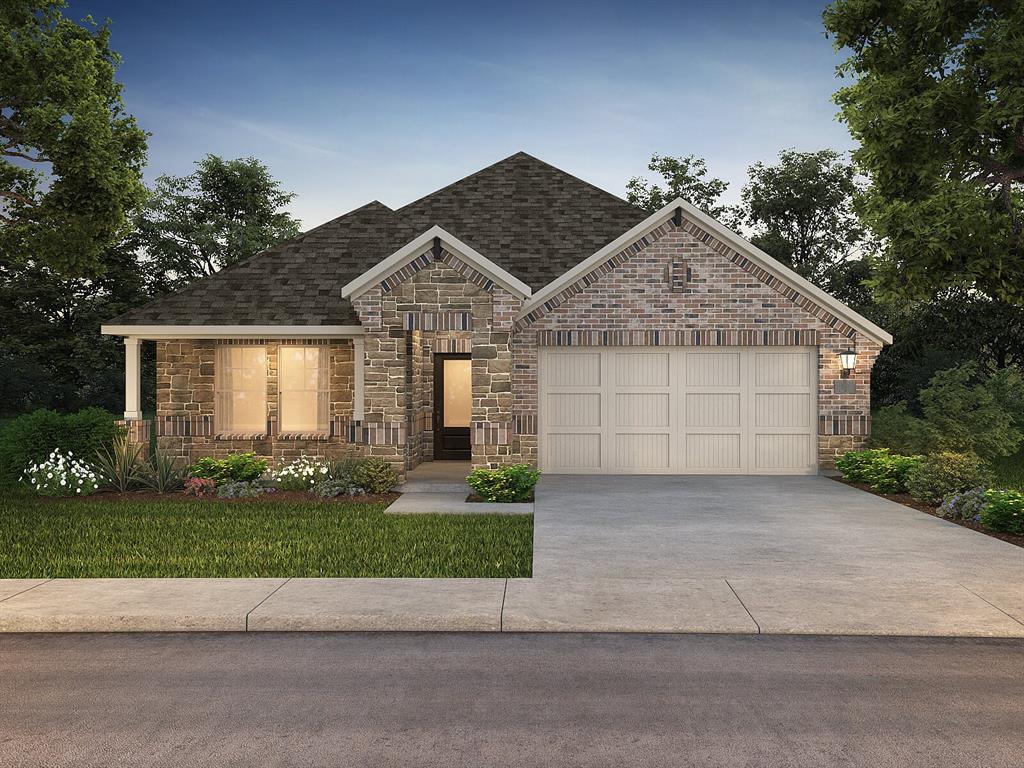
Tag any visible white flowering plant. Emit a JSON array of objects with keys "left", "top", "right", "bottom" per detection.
[
  {"left": 23, "top": 450, "right": 100, "bottom": 496},
  {"left": 271, "top": 456, "right": 330, "bottom": 491}
]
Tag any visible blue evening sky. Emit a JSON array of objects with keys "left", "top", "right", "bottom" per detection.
[{"left": 68, "top": 0, "right": 854, "bottom": 229}]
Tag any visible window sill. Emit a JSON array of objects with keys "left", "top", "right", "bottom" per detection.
[{"left": 276, "top": 432, "right": 332, "bottom": 441}]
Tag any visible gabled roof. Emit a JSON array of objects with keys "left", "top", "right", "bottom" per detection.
[
  {"left": 341, "top": 226, "right": 533, "bottom": 301},
  {"left": 108, "top": 152, "right": 647, "bottom": 326},
  {"left": 521, "top": 198, "right": 893, "bottom": 345}
]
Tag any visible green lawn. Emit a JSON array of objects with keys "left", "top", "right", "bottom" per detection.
[{"left": 0, "top": 495, "right": 533, "bottom": 578}]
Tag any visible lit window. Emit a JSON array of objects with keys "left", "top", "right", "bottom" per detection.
[
  {"left": 215, "top": 346, "right": 267, "bottom": 433},
  {"left": 279, "top": 346, "right": 329, "bottom": 433}
]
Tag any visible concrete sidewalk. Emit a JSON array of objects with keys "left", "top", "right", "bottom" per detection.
[
  {"left": 1, "top": 575, "right": 1021, "bottom": 635},
  {"left": 1, "top": 476, "right": 1021, "bottom": 635}
]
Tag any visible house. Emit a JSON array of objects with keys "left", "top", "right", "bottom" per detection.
[{"left": 103, "top": 153, "right": 891, "bottom": 477}]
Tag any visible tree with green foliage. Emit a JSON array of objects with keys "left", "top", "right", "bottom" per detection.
[
  {"left": 0, "top": 240, "right": 152, "bottom": 415},
  {"left": 0, "top": 0, "right": 147, "bottom": 276},
  {"left": 138, "top": 155, "right": 301, "bottom": 289},
  {"left": 626, "top": 154, "right": 731, "bottom": 219},
  {"left": 734, "top": 149, "right": 868, "bottom": 300},
  {"left": 867, "top": 291, "right": 1024, "bottom": 408},
  {"left": 824, "top": 0, "right": 1024, "bottom": 303}
]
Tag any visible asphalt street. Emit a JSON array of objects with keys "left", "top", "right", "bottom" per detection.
[{"left": 1, "top": 632, "right": 1021, "bottom": 767}]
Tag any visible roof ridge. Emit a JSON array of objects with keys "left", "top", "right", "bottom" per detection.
[{"left": 394, "top": 151, "right": 642, "bottom": 214}]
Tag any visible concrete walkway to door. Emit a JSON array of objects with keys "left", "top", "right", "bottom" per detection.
[{"left": 501, "top": 475, "right": 1024, "bottom": 635}]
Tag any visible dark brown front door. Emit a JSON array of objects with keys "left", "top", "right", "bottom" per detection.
[{"left": 434, "top": 353, "right": 471, "bottom": 460}]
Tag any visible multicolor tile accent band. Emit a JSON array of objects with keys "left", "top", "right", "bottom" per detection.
[
  {"left": 534, "top": 329, "right": 819, "bottom": 347},
  {"left": 472, "top": 421, "right": 511, "bottom": 445},
  {"left": 819, "top": 413, "right": 870, "bottom": 436},
  {"left": 513, "top": 413, "right": 538, "bottom": 435},
  {"left": 433, "top": 338, "right": 473, "bottom": 353},
  {"left": 380, "top": 247, "right": 495, "bottom": 294},
  {"left": 332, "top": 417, "right": 407, "bottom": 445},
  {"left": 402, "top": 311, "right": 473, "bottom": 331},
  {"left": 156, "top": 415, "right": 214, "bottom": 437}
]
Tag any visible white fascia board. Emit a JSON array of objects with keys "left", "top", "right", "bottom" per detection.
[
  {"left": 101, "top": 325, "right": 365, "bottom": 340},
  {"left": 340, "top": 225, "right": 533, "bottom": 301},
  {"left": 520, "top": 198, "right": 893, "bottom": 346}
]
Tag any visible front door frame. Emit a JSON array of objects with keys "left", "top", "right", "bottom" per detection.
[{"left": 433, "top": 352, "right": 472, "bottom": 460}]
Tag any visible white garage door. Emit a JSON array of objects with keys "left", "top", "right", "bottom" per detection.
[{"left": 538, "top": 346, "right": 818, "bottom": 475}]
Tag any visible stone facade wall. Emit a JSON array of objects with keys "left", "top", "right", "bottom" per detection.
[
  {"left": 154, "top": 339, "right": 360, "bottom": 467},
  {"left": 350, "top": 250, "right": 522, "bottom": 473},
  {"left": 514, "top": 222, "right": 881, "bottom": 468}
]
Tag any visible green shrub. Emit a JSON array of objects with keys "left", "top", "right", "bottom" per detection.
[
  {"left": 183, "top": 477, "right": 216, "bottom": 497},
  {"left": 980, "top": 489, "right": 1024, "bottom": 534},
  {"left": 216, "top": 480, "right": 268, "bottom": 499},
  {"left": 271, "top": 457, "right": 329, "bottom": 491},
  {"left": 466, "top": 464, "right": 540, "bottom": 502},
  {"left": 868, "top": 404, "right": 933, "bottom": 455},
  {"left": 835, "top": 449, "right": 922, "bottom": 493},
  {"left": 905, "top": 451, "right": 994, "bottom": 505},
  {"left": 353, "top": 457, "right": 399, "bottom": 494},
  {"left": 836, "top": 449, "right": 892, "bottom": 483},
  {"left": 919, "top": 363, "right": 1023, "bottom": 460},
  {"left": 188, "top": 452, "right": 267, "bottom": 484},
  {"left": 937, "top": 487, "right": 988, "bottom": 521},
  {"left": 0, "top": 408, "right": 122, "bottom": 484},
  {"left": 23, "top": 449, "right": 100, "bottom": 496},
  {"left": 94, "top": 435, "right": 147, "bottom": 492},
  {"left": 141, "top": 450, "right": 187, "bottom": 494},
  {"left": 314, "top": 478, "right": 363, "bottom": 498}
]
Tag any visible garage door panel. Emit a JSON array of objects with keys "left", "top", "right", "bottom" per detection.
[
  {"left": 616, "top": 393, "right": 670, "bottom": 427},
  {"left": 615, "top": 353, "right": 670, "bottom": 387},
  {"left": 546, "top": 353, "right": 601, "bottom": 387},
  {"left": 686, "top": 392, "right": 741, "bottom": 428},
  {"left": 755, "top": 352, "right": 811, "bottom": 387},
  {"left": 755, "top": 393, "right": 810, "bottom": 428},
  {"left": 686, "top": 433, "right": 741, "bottom": 469},
  {"left": 548, "top": 433, "right": 602, "bottom": 470},
  {"left": 755, "top": 433, "right": 813, "bottom": 470},
  {"left": 615, "top": 434, "right": 670, "bottom": 469},
  {"left": 540, "top": 346, "right": 817, "bottom": 475},
  {"left": 547, "top": 393, "right": 601, "bottom": 427},
  {"left": 686, "top": 352, "right": 740, "bottom": 387}
]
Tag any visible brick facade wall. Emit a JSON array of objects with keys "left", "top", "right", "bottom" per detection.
[
  {"left": 153, "top": 220, "right": 883, "bottom": 475},
  {"left": 513, "top": 221, "right": 881, "bottom": 468}
]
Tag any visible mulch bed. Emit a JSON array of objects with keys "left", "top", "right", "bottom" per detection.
[
  {"left": 44, "top": 490, "right": 400, "bottom": 506},
  {"left": 833, "top": 477, "right": 1024, "bottom": 549}
]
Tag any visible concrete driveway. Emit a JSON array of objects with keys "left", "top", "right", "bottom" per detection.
[{"left": 502, "top": 475, "right": 1024, "bottom": 635}]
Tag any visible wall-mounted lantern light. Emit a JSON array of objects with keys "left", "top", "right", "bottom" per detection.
[{"left": 838, "top": 349, "right": 857, "bottom": 378}]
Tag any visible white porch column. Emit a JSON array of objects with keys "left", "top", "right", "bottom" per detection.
[
  {"left": 123, "top": 337, "right": 142, "bottom": 420},
  {"left": 353, "top": 336, "right": 365, "bottom": 421}
]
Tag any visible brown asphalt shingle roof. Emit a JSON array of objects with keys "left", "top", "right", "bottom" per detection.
[{"left": 110, "top": 152, "right": 648, "bottom": 326}]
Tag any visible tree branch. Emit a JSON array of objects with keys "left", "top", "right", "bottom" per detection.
[
  {"left": 0, "top": 190, "right": 36, "bottom": 207},
  {"left": 1, "top": 147, "right": 48, "bottom": 163}
]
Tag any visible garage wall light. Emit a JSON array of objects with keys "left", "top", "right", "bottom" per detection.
[{"left": 838, "top": 349, "right": 857, "bottom": 378}]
